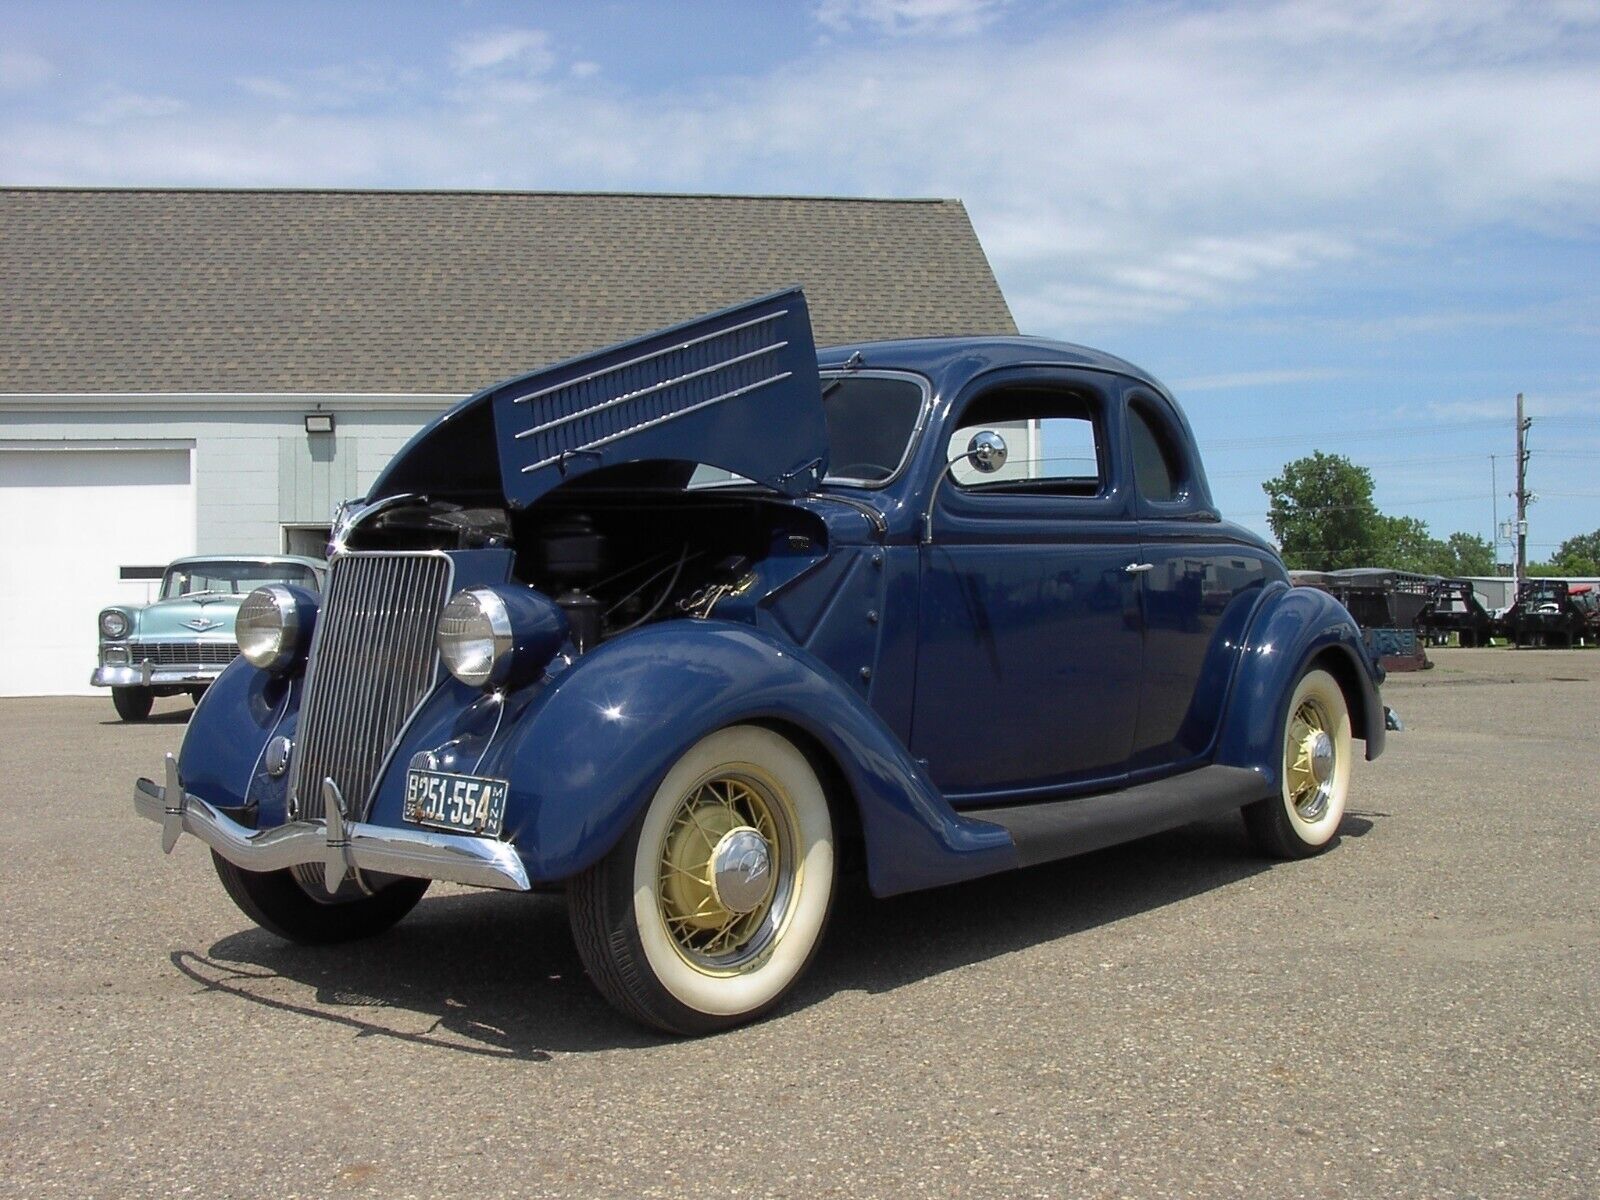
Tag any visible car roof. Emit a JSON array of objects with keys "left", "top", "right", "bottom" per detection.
[
  {"left": 816, "top": 335, "right": 1174, "bottom": 400},
  {"left": 166, "top": 554, "right": 326, "bottom": 570}
]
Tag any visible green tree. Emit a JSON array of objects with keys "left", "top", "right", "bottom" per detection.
[
  {"left": 1441, "top": 532, "right": 1496, "bottom": 576},
  {"left": 1550, "top": 529, "right": 1600, "bottom": 575},
  {"left": 1374, "top": 514, "right": 1438, "bottom": 573},
  {"left": 1263, "top": 452, "right": 1384, "bottom": 570},
  {"left": 1264, "top": 453, "right": 1499, "bottom": 574}
]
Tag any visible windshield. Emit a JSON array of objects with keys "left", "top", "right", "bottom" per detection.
[
  {"left": 821, "top": 375, "right": 925, "bottom": 485},
  {"left": 161, "top": 561, "right": 319, "bottom": 599}
]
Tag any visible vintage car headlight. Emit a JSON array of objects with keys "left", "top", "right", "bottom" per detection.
[
  {"left": 99, "top": 609, "right": 132, "bottom": 640},
  {"left": 437, "top": 586, "right": 569, "bottom": 689},
  {"left": 236, "top": 585, "right": 315, "bottom": 673}
]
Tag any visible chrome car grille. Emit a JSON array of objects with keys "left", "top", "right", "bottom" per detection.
[
  {"left": 289, "top": 552, "right": 453, "bottom": 821},
  {"left": 128, "top": 640, "right": 240, "bottom": 666}
]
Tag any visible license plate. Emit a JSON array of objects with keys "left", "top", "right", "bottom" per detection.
[{"left": 403, "top": 769, "right": 509, "bottom": 838}]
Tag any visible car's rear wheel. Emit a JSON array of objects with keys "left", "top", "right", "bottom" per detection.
[
  {"left": 568, "top": 725, "right": 836, "bottom": 1035},
  {"left": 112, "top": 686, "right": 153, "bottom": 721},
  {"left": 211, "top": 853, "right": 429, "bottom": 944},
  {"left": 1243, "top": 666, "right": 1352, "bottom": 859}
]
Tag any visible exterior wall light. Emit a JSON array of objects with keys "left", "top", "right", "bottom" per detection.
[{"left": 304, "top": 413, "right": 336, "bottom": 435}]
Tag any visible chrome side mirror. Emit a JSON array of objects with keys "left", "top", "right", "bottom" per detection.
[
  {"left": 965, "top": 430, "right": 1008, "bottom": 474},
  {"left": 922, "top": 429, "right": 1012, "bottom": 544}
]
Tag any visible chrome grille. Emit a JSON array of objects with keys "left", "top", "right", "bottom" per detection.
[
  {"left": 129, "top": 640, "right": 239, "bottom": 666},
  {"left": 289, "top": 553, "right": 453, "bottom": 820}
]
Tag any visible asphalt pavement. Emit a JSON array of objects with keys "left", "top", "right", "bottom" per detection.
[{"left": 1, "top": 648, "right": 1595, "bottom": 1198}]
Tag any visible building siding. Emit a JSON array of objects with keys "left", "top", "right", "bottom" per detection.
[{"left": 1, "top": 401, "right": 451, "bottom": 553}]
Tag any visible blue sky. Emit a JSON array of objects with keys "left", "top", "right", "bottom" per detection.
[{"left": 3, "top": 0, "right": 1597, "bottom": 558}]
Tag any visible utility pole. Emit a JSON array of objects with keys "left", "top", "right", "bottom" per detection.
[
  {"left": 1514, "top": 393, "right": 1531, "bottom": 592},
  {"left": 1490, "top": 454, "right": 1498, "bottom": 567}
]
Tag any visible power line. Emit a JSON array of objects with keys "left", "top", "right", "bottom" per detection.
[
  {"left": 1206, "top": 417, "right": 1505, "bottom": 450},
  {"left": 1211, "top": 452, "right": 1489, "bottom": 479},
  {"left": 1238, "top": 493, "right": 1504, "bottom": 519}
]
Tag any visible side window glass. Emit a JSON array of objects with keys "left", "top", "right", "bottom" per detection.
[
  {"left": 947, "top": 388, "right": 1105, "bottom": 496},
  {"left": 1128, "top": 401, "right": 1184, "bottom": 503}
]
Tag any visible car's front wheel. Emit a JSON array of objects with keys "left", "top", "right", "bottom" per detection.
[
  {"left": 212, "top": 853, "right": 429, "bottom": 944},
  {"left": 569, "top": 725, "right": 836, "bottom": 1035},
  {"left": 112, "top": 686, "right": 153, "bottom": 721},
  {"left": 1243, "top": 666, "right": 1353, "bottom": 859}
]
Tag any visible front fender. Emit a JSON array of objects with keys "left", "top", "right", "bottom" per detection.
[
  {"left": 176, "top": 656, "right": 294, "bottom": 823},
  {"left": 1214, "top": 582, "right": 1386, "bottom": 787},
  {"left": 460, "top": 621, "right": 1017, "bottom": 896}
]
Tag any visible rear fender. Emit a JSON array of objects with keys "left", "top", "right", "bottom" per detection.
[
  {"left": 460, "top": 621, "right": 1017, "bottom": 895},
  {"left": 1214, "top": 582, "right": 1386, "bottom": 787}
]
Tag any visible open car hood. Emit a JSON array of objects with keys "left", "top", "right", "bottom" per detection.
[{"left": 369, "top": 288, "right": 827, "bottom": 508}]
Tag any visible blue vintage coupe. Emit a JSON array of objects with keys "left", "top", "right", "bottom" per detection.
[{"left": 135, "top": 290, "right": 1391, "bottom": 1034}]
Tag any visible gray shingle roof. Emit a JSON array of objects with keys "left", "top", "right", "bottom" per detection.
[{"left": 0, "top": 188, "right": 1015, "bottom": 394}]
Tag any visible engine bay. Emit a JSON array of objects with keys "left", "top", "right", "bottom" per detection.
[{"left": 341, "top": 484, "right": 828, "bottom": 650}]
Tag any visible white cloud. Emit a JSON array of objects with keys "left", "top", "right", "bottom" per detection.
[
  {"left": 450, "top": 28, "right": 554, "bottom": 76},
  {"left": 0, "top": 49, "right": 53, "bottom": 90},
  {"left": 3, "top": 2, "right": 1598, "bottom": 340},
  {"left": 235, "top": 64, "right": 409, "bottom": 110},
  {"left": 815, "top": 0, "right": 1009, "bottom": 37},
  {"left": 1177, "top": 368, "right": 1348, "bottom": 392},
  {"left": 81, "top": 92, "right": 188, "bottom": 125}
]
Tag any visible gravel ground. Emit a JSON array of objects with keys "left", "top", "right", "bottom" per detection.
[{"left": 1, "top": 648, "right": 1595, "bottom": 1199}]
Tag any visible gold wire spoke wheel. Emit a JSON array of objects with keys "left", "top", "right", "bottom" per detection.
[
  {"left": 655, "top": 771, "right": 795, "bottom": 972},
  {"left": 1245, "top": 669, "right": 1351, "bottom": 860},
  {"left": 1284, "top": 696, "right": 1337, "bottom": 822},
  {"left": 569, "top": 725, "right": 836, "bottom": 1032}
]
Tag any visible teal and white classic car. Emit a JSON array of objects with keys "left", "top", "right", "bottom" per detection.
[{"left": 93, "top": 555, "right": 326, "bottom": 720}]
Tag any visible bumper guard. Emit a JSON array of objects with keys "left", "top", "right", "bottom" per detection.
[{"left": 134, "top": 754, "right": 530, "bottom": 892}]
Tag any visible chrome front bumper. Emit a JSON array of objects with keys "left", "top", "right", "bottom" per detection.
[
  {"left": 92, "top": 664, "right": 224, "bottom": 688},
  {"left": 133, "top": 754, "right": 530, "bottom": 892}
]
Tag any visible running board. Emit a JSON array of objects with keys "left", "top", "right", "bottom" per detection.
[{"left": 968, "top": 765, "right": 1274, "bottom": 869}]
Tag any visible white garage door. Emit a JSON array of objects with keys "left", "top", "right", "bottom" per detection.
[{"left": 0, "top": 447, "right": 195, "bottom": 697}]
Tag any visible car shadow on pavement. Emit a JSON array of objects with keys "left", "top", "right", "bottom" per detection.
[{"left": 176, "top": 810, "right": 1377, "bottom": 1058}]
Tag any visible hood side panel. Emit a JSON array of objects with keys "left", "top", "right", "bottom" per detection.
[{"left": 492, "top": 288, "right": 826, "bottom": 507}]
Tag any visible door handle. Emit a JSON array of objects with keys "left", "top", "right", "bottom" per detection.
[{"left": 1124, "top": 562, "right": 1154, "bottom": 574}]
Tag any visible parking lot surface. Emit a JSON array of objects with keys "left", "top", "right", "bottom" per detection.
[{"left": 2, "top": 649, "right": 1596, "bottom": 1198}]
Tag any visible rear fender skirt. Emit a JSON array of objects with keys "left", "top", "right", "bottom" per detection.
[
  {"left": 459, "top": 621, "right": 1017, "bottom": 896},
  {"left": 1214, "top": 582, "right": 1387, "bottom": 786}
]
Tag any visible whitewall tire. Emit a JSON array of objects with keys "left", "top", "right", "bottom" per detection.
[
  {"left": 1243, "top": 667, "right": 1353, "bottom": 859},
  {"left": 568, "top": 725, "right": 836, "bottom": 1035}
]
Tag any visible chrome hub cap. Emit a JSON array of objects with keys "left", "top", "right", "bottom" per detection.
[
  {"left": 1286, "top": 700, "right": 1336, "bottom": 823},
  {"left": 1308, "top": 730, "right": 1335, "bottom": 786},
  {"left": 656, "top": 774, "right": 790, "bottom": 970},
  {"left": 710, "top": 827, "right": 773, "bottom": 913}
]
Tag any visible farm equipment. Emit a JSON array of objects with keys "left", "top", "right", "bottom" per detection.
[
  {"left": 1507, "top": 579, "right": 1593, "bottom": 648},
  {"left": 1291, "top": 568, "right": 1433, "bottom": 671},
  {"left": 1418, "top": 578, "right": 1498, "bottom": 647}
]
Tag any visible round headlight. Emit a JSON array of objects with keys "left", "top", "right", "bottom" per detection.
[
  {"left": 437, "top": 589, "right": 514, "bottom": 688},
  {"left": 99, "top": 609, "right": 131, "bottom": 639},
  {"left": 236, "top": 585, "right": 308, "bottom": 672}
]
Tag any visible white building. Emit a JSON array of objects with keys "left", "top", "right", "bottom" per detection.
[{"left": 0, "top": 187, "right": 1016, "bottom": 695}]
